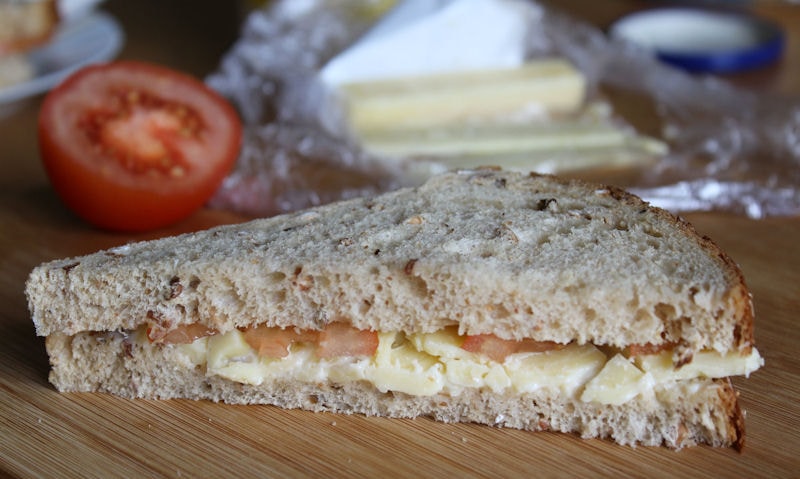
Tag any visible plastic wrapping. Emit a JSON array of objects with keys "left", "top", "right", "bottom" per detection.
[
  {"left": 533, "top": 6, "right": 800, "bottom": 218},
  {"left": 207, "top": 0, "right": 800, "bottom": 219}
]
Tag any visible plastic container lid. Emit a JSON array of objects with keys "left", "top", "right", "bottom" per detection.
[{"left": 609, "top": 7, "right": 784, "bottom": 73}]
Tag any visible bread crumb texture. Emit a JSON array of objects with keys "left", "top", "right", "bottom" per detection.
[{"left": 27, "top": 169, "right": 753, "bottom": 356}]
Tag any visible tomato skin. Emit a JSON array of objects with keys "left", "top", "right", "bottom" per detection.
[{"left": 38, "top": 61, "right": 242, "bottom": 232}]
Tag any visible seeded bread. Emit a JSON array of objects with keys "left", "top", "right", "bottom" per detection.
[
  {"left": 27, "top": 168, "right": 756, "bottom": 449},
  {"left": 27, "top": 169, "right": 753, "bottom": 356},
  {"left": 45, "top": 330, "right": 745, "bottom": 449}
]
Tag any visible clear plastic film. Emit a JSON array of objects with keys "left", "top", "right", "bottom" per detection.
[
  {"left": 207, "top": 0, "right": 800, "bottom": 219},
  {"left": 531, "top": 6, "right": 800, "bottom": 218}
]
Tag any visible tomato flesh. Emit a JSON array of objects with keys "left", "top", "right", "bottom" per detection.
[
  {"left": 38, "top": 61, "right": 242, "bottom": 232},
  {"left": 317, "top": 322, "right": 379, "bottom": 359},
  {"left": 243, "top": 326, "right": 320, "bottom": 359},
  {"left": 461, "top": 334, "right": 565, "bottom": 362},
  {"left": 241, "top": 323, "right": 379, "bottom": 359}
]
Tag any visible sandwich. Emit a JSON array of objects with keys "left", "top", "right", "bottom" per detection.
[{"left": 26, "top": 168, "right": 762, "bottom": 449}]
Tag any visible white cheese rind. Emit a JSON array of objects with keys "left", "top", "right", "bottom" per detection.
[{"left": 319, "top": 0, "right": 539, "bottom": 87}]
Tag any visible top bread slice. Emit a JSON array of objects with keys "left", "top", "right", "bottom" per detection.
[{"left": 27, "top": 169, "right": 754, "bottom": 356}]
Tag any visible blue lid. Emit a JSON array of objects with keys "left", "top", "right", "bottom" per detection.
[{"left": 610, "top": 8, "right": 785, "bottom": 74}]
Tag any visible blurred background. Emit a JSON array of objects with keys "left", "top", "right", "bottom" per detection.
[{"left": 2, "top": 0, "right": 799, "bottom": 209}]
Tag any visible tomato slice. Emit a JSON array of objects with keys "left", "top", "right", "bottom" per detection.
[
  {"left": 461, "top": 334, "right": 565, "bottom": 362},
  {"left": 242, "top": 325, "right": 320, "bottom": 359},
  {"left": 316, "top": 322, "right": 379, "bottom": 359},
  {"left": 241, "top": 322, "right": 378, "bottom": 359},
  {"left": 38, "top": 61, "right": 242, "bottom": 232}
]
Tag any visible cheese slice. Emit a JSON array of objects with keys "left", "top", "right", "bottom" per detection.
[
  {"left": 358, "top": 118, "right": 668, "bottom": 157},
  {"left": 339, "top": 60, "right": 587, "bottom": 133}
]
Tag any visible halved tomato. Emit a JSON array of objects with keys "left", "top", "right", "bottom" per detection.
[{"left": 38, "top": 61, "right": 242, "bottom": 232}]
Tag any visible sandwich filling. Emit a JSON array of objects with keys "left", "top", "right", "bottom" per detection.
[{"left": 133, "top": 323, "right": 762, "bottom": 405}]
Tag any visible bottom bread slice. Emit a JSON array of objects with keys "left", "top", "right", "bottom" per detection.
[{"left": 45, "top": 331, "right": 745, "bottom": 449}]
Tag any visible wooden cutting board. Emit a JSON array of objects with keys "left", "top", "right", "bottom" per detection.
[{"left": 1, "top": 185, "right": 798, "bottom": 478}]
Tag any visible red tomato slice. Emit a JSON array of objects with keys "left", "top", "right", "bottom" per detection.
[
  {"left": 316, "top": 322, "right": 379, "bottom": 359},
  {"left": 461, "top": 334, "right": 565, "bottom": 362},
  {"left": 38, "top": 61, "right": 242, "bottom": 232},
  {"left": 242, "top": 325, "right": 320, "bottom": 359}
]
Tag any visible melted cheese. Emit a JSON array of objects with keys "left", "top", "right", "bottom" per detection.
[{"left": 170, "top": 328, "right": 763, "bottom": 405}]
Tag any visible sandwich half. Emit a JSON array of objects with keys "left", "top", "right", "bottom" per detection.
[{"left": 26, "top": 169, "right": 762, "bottom": 449}]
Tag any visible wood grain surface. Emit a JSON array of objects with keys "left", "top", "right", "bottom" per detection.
[{"left": 2, "top": 1, "right": 799, "bottom": 477}]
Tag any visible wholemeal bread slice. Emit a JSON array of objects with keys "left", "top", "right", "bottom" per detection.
[{"left": 26, "top": 169, "right": 761, "bottom": 448}]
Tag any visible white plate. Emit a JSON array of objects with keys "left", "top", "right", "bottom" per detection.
[{"left": 0, "top": 11, "right": 124, "bottom": 106}]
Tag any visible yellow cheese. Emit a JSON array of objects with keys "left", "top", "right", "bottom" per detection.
[
  {"left": 408, "top": 326, "right": 469, "bottom": 359},
  {"left": 444, "top": 358, "right": 511, "bottom": 393},
  {"left": 340, "top": 59, "right": 587, "bottom": 134},
  {"left": 634, "top": 348, "right": 763, "bottom": 382},
  {"left": 174, "top": 328, "right": 761, "bottom": 405},
  {"left": 580, "top": 354, "right": 655, "bottom": 405},
  {"left": 207, "top": 330, "right": 263, "bottom": 385},
  {"left": 359, "top": 120, "right": 669, "bottom": 160},
  {"left": 175, "top": 336, "right": 208, "bottom": 367},
  {"left": 505, "top": 344, "right": 608, "bottom": 396},
  {"left": 206, "top": 329, "right": 376, "bottom": 387},
  {"left": 409, "top": 327, "right": 510, "bottom": 392},
  {"left": 369, "top": 332, "right": 445, "bottom": 395}
]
